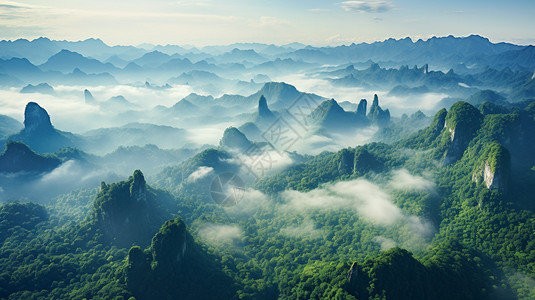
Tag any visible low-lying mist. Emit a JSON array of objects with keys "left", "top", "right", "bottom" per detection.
[{"left": 192, "top": 168, "right": 437, "bottom": 253}]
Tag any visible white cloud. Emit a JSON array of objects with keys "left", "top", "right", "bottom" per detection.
[
  {"left": 373, "top": 235, "right": 396, "bottom": 251},
  {"left": 389, "top": 169, "right": 436, "bottom": 192},
  {"left": 308, "top": 8, "right": 330, "bottom": 13},
  {"left": 227, "top": 147, "right": 295, "bottom": 179},
  {"left": 282, "top": 178, "right": 403, "bottom": 225},
  {"left": 259, "top": 16, "right": 290, "bottom": 27},
  {"left": 186, "top": 166, "right": 214, "bottom": 183},
  {"left": 224, "top": 188, "right": 268, "bottom": 217},
  {"left": 281, "top": 219, "right": 324, "bottom": 239},
  {"left": 340, "top": 1, "right": 394, "bottom": 13},
  {"left": 281, "top": 178, "right": 435, "bottom": 245},
  {"left": 198, "top": 223, "right": 242, "bottom": 245},
  {"left": 38, "top": 160, "right": 107, "bottom": 186}
]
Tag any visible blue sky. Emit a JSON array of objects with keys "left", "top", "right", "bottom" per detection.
[{"left": 0, "top": 0, "right": 533, "bottom": 46}]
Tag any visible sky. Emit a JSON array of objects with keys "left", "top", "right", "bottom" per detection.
[{"left": 0, "top": 0, "right": 534, "bottom": 46}]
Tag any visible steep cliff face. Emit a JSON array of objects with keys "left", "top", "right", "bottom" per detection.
[
  {"left": 255, "top": 95, "right": 277, "bottom": 127},
  {"left": 130, "top": 169, "right": 147, "bottom": 202},
  {"left": 124, "top": 217, "right": 237, "bottom": 300},
  {"left": 84, "top": 89, "right": 96, "bottom": 105},
  {"left": 307, "top": 99, "right": 370, "bottom": 134},
  {"left": 356, "top": 99, "right": 367, "bottom": 118},
  {"left": 484, "top": 162, "right": 503, "bottom": 190},
  {"left": 442, "top": 102, "right": 483, "bottom": 166},
  {"left": 125, "top": 217, "right": 190, "bottom": 297},
  {"left": 151, "top": 218, "right": 188, "bottom": 266},
  {"left": 92, "top": 170, "right": 175, "bottom": 246},
  {"left": 473, "top": 142, "right": 510, "bottom": 192},
  {"left": 23, "top": 102, "right": 54, "bottom": 134},
  {"left": 6, "top": 102, "right": 77, "bottom": 153},
  {"left": 337, "top": 148, "right": 354, "bottom": 175},
  {"left": 432, "top": 108, "right": 447, "bottom": 134},
  {"left": 367, "top": 94, "right": 390, "bottom": 127}
]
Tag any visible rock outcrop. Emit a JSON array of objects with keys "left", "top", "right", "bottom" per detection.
[
  {"left": 356, "top": 99, "right": 367, "bottom": 118},
  {"left": 334, "top": 147, "right": 384, "bottom": 176},
  {"left": 124, "top": 216, "right": 237, "bottom": 300},
  {"left": 84, "top": 89, "right": 96, "bottom": 105},
  {"left": 337, "top": 148, "right": 355, "bottom": 175},
  {"left": 307, "top": 99, "right": 370, "bottom": 134},
  {"left": 151, "top": 218, "right": 188, "bottom": 266},
  {"left": 93, "top": 170, "right": 175, "bottom": 247},
  {"left": 23, "top": 102, "right": 54, "bottom": 133},
  {"left": 219, "top": 127, "right": 253, "bottom": 151},
  {"left": 442, "top": 102, "right": 482, "bottom": 166},
  {"left": 367, "top": 94, "right": 390, "bottom": 127},
  {"left": 255, "top": 95, "right": 276, "bottom": 127},
  {"left": 473, "top": 142, "right": 510, "bottom": 192},
  {"left": 5, "top": 102, "right": 76, "bottom": 153}
]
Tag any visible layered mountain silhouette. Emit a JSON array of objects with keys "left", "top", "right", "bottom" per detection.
[
  {"left": 39, "top": 49, "right": 118, "bottom": 73},
  {"left": 0, "top": 141, "right": 61, "bottom": 173},
  {"left": 307, "top": 95, "right": 388, "bottom": 135},
  {"left": 367, "top": 94, "right": 391, "bottom": 127},
  {"left": 3, "top": 102, "right": 79, "bottom": 153},
  {"left": 99, "top": 95, "right": 136, "bottom": 111},
  {"left": 20, "top": 83, "right": 54, "bottom": 94},
  {"left": 219, "top": 127, "right": 253, "bottom": 151},
  {"left": 254, "top": 95, "right": 277, "bottom": 126},
  {"left": 167, "top": 98, "right": 200, "bottom": 116},
  {"left": 83, "top": 122, "right": 187, "bottom": 155},
  {"left": 0, "top": 115, "right": 23, "bottom": 137}
]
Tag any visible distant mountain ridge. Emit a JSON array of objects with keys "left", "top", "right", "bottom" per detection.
[{"left": 0, "top": 34, "right": 530, "bottom": 69}]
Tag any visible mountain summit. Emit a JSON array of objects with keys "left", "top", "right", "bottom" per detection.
[
  {"left": 307, "top": 99, "right": 370, "bottom": 134},
  {"left": 255, "top": 95, "right": 276, "bottom": 126},
  {"left": 23, "top": 102, "right": 54, "bottom": 134},
  {"left": 367, "top": 94, "right": 390, "bottom": 127},
  {"left": 3, "top": 102, "right": 78, "bottom": 153}
]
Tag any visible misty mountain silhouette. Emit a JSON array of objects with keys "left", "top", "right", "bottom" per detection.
[
  {"left": 219, "top": 127, "right": 253, "bottom": 151},
  {"left": 307, "top": 98, "right": 370, "bottom": 134},
  {"left": 0, "top": 115, "right": 22, "bottom": 137},
  {"left": 100, "top": 95, "right": 136, "bottom": 111},
  {"left": 0, "top": 140, "right": 61, "bottom": 173},
  {"left": 132, "top": 50, "right": 173, "bottom": 67},
  {"left": 4, "top": 102, "right": 79, "bottom": 153},
  {"left": 20, "top": 83, "right": 54, "bottom": 95},
  {"left": 254, "top": 95, "right": 277, "bottom": 127},
  {"left": 40, "top": 49, "right": 118, "bottom": 73}
]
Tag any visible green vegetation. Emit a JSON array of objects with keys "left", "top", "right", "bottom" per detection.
[
  {"left": 0, "top": 100, "right": 534, "bottom": 299},
  {"left": 92, "top": 170, "right": 177, "bottom": 247},
  {"left": 0, "top": 140, "right": 60, "bottom": 173}
]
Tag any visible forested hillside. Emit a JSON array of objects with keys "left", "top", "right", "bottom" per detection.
[{"left": 1, "top": 99, "right": 534, "bottom": 299}]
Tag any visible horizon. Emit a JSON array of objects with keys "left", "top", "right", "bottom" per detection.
[
  {"left": 0, "top": 0, "right": 534, "bottom": 47},
  {"left": 1, "top": 33, "right": 533, "bottom": 49}
]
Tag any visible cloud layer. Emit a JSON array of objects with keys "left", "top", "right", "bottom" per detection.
[
  {"left": 198, "top": 223, "right": 243, "bottom": 245},
  {"left": 341, "top": 1, "right": 394, "bottom": 13},
  {"left": 280, "top": 219, "right": 324, "bottom": 239},
  {"left": 282, "top": 178, "right": 404, "bottom": 225},
  {"left": 280, "top": 172, "right": 436, "bottom": 246},
  {"left": 389, "top": 169, "right": 436, "bottom": 192},
  {"left": 186, "top": 166, "right": 214, "bottom": 183}
]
